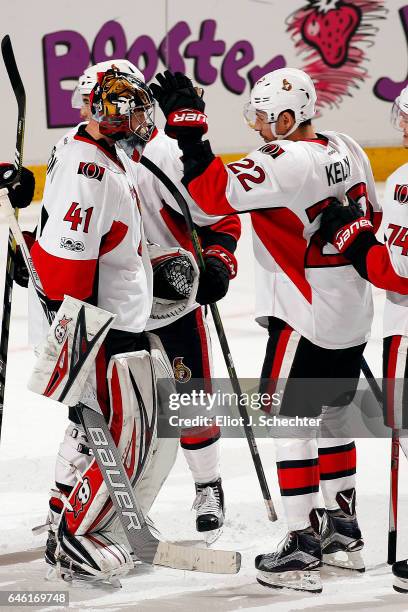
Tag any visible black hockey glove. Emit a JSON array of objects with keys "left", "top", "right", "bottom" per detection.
[
  {"left": 14, "top": 229, "right": 36, "bottom": 288},
  {"left": 0, "top": 164, "right": 35, "bottom": 209},
  {"left": 320, "top": 198, "right": 379, "bottom": 279},
  {"left": 196, "top": 246, "right": 237, "bottom": 305},
  {"left": 150, "top": 71, "right": 208, "bottom": 145}
]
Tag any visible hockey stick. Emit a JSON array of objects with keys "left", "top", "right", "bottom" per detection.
[
  {"left": 0, "top": 188, "right": 241, "bottom": 574},
  {"left": 0, "top": 35, "right": 25, "bottom": 440},
  {"left": 140, "top": 155, "right": 277, "bottom": 522},
  {"left": 360, "top": 356, "right": 399, "bottom": 565}
]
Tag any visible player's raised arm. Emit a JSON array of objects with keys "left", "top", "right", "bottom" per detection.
[{"left": 150, "top": 70, "right": 305, "bottom": 216}]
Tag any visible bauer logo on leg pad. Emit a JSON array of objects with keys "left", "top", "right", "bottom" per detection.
[{"left": 88, "top": 426, "right": 142, "bottom": 532}]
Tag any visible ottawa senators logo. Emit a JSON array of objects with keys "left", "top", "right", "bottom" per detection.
[
  {"left": 71, "top": 477, "right": 91, "bottom": 518},
  {"left": 282, "top": 78, "right": 292, "bottom": 91},
  {"left": 394, "top": 184, "right": 408, "bottom": 204},
  {"left": 77, "top": 162, "right": 105, "bottom": 181},
  {"left": 173, "top": 357, "right": 192, "bottom": 383},
  {"left": 259, "top": 143, "right": 285, "bottom": 159}
]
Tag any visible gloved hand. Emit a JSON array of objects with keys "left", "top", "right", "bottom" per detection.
[
  {"left": 0, "top": 164, "right": 35, "bottom": 209},
  {"left": 320, "top": 198, "right": 374, "bottom": 255},
  {"left": 14, "top": 229, "right": 36, "bottom": 288},
  {"left": 150, "top": 70, "right": 208, "bottom": 144},
  {"left": 196, "top": 246, "right": 237, "bottom": 305}
]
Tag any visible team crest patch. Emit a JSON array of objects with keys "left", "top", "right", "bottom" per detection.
[
  {"left": 394, "top": 184, "right": 408, "bottom": 204},
  {"left": 71, "top": 477, "right": 91, "bottom": 518},
  {"left": 54, "top": 315, "right": 72, "bottom": 344},
  {"left": 173, "top": 357, "right": 192, "bottom": 383},
  {"left": 77, "top": 162, "right": 105, "bottom": 181},
  {"left": 259, "top": 143, "right": 285, "bottom": 159}
]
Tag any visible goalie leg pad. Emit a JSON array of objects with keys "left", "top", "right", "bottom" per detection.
[
  {"left": 62, "top": 348, "right": 159, "bottom": 536},
  {"left": 55, "top": 515, "right": 133, "bottom": 582}
]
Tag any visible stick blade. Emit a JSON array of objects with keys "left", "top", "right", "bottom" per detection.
[{"left": 154, "top": 542, "right": 241, "bottom": 574}]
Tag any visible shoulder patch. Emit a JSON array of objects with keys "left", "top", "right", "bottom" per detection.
[
  {"left": 258, "top": 143, "right": 285, "bottom": 159},
  {"left": 77, "top": 162, "right": 105, "bottom": 181},
  {"left": 394, "top": 184, "right": 408, "bottom": 204}
]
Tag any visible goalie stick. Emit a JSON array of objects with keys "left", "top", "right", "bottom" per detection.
[
  {"left": 0, "top": 35, "right": 26, "bottom": 441},
  {"left": 0, "top": 188, "right": 241, "bottom": 574},
  {"left": 360, "top": 357, "right": 399, "bottom": 565},
  {"left": 140, "top": 154, "right": 277, "bottom": 522}
]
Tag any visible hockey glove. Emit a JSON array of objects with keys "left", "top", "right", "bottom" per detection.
[
  {"left": 320, "top": 198, "right": 379, "bottom": 280},
  {"left": 14, "top": 229, "right": 36, "bottom": 288},
  {"left": 0, "top": 164, "right": 35, "bottom": 209},
  {"left": 196, "top": 246, "right": 237, "bottom": 305},
  {"left": 150, "top": 71, "right": 208, "bottom": 144}
]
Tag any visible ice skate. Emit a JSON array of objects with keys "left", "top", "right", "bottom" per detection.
[
  {"left": 393, "top": 560, "right": 408, "bottom": 593},
  {"left": 193, "top": 478, "right": 225, "bottom": 543},
  {"left": 321, "top": 488, "right": 365, "bottom": 572},
  {"left": 255, "top": 509, "right": 324, "bottom": 593},
  {"left": 44, "top": 516, "right": 133, "bottom": 586}
]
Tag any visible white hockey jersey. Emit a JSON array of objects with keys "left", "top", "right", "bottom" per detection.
[
  {"left": 187, "top": 131, "right": 381, "bottom": 349},
  {"left": 381, "top": 162, "right": 408, "bottom": 337},
  {"left": 29, "top": 126, "right": 152, "bottom": 346}
]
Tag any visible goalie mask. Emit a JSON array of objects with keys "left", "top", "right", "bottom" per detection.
[
  {"left": 90, "top": 68, "right": 155, "bottom": 159},
  {"left": 72, "top": 59, "right": 144, "bottom": 109},
  {"left": 243, "top": 68, "right": 317, "bottom": 139},
  {"left": 391, "top": 85, "right": 408, "bottom": 132}
]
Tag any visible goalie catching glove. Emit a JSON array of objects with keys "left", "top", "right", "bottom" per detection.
[
  {"left": 148, "top": 244, "right": 199, "bottom": 325},
  {"left": 0, "top": 163, "right": 35, "bottom": 209},
  {"left": 149, "top": 71, "right": 208, "bottom": 145}
]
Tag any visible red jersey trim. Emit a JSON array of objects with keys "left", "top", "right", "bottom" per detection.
[
  {"left": 251, "top": 208, "right": 312, "bottom": 304},
  {"left": 31, "top": 241, "right": 97, "bottom": 301},
  {"left": 73, "top": 133, "right": 124, "bottom": 171},
  {"left": 366, "top": 245, "right": 408, "bottom": 294},
  {"left": 188, "top": 157, "right": 237, "bottom": 216},
  {"left": 99, "top": 220, "right": 129, "bottom": 256},
  {"left": 208, "top": 215, "right": 241, "bottom": 241}
]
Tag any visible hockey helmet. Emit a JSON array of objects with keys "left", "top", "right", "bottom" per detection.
[
  {"left": 90, "top": 68, "right": 155, "bottom": 155},
  {"left": 391, "top": 85, "right": 408, "bottom": 131},
  {"left": 244, "top": 68, "right": 317, "bottom": 138},
  {"left": 72, "top": 59, "right": 144, "bottom": 109}
]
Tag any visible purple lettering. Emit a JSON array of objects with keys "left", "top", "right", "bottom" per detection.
[
  {"left": 159, "top": 22, "right": 191, "bottom": 72},
  {"left": 248, "top": 55, "right": 287, "bottom": 87},
  {"left": 92, "top": 20, "right": 127, "bottom": 64},
  {"left": 185, "top": 20, "right": 225, "bottom": 85},
  {"left": 221, "top": 41, "right": 254, "bottom": 95},
  {"left": 42, "top": 30, "right": 89, "bottom": 128},
  {"left": 374, "top": 7, "right": 408, "bottom": 102},
  {"left": 127, "top": 36, "right": 158, "bottom": 81}
]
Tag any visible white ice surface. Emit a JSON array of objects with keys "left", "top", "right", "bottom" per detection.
[{"left": 1, "top": 187, "right": 408, "bottom": 611}]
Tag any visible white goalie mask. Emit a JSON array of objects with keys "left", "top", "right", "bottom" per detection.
[
  {"left": 72, "top": 59, "right": 144, "bottom": 109},
  {"left": 391, "top": 85, "right": 408, "bottom": 132},
  {"left": 244, "top": 68, "right": 317, "bottom": 139}
]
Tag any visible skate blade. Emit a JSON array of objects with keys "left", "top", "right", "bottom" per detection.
[
  {"left": 394, "top": 577, "right": 408, "bottom": 593},
  {"left": 256, "top": 570, "right": 322, "bottom": 593},
  {"left": 323, "top": 549, "right": 365, "bottom": 572},
  {"left": 204, "top": 527, "right": 223, "bottom": 546}
]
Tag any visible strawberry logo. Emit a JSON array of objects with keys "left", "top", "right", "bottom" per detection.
[{"left": 301, "top": 0, "right": 361, "bottom": 68}]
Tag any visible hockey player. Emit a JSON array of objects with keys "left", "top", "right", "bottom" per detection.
[
  {"left": 18, "top": 60, "right": 240, "bottom": 540},
  {"left": 26, "top": 69, "right": 171, "bottom": 581},
  {"left": 149, "top": 67, "right": 386, "bottom": 594},
  {"left": 58, "top": 61, "right": 240, "bottom": 537},
  {"left": 320, "top": 85, "right": 408, "bottom": 594}
]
